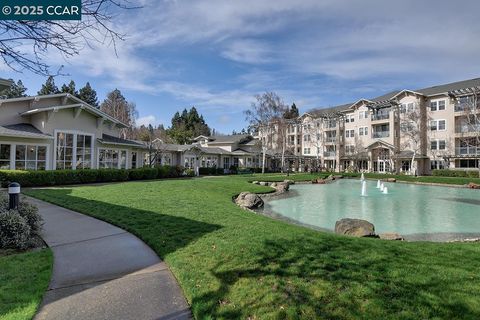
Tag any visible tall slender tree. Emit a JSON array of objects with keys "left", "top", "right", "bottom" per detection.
[
  {"left": 60, "top": 80, "right": 78, "bottom": 96},
  {"left": 167, "top": 107, "right": 211, "bottom": 144},
  {"left": 100, "top": 89, "right": 138, "bottom": 138},
  {"left": 78, "top": 82, "right": 99, "bottom": 107},
  {"left": 37, "top": 76, "right": 60, "bottom": 95}
]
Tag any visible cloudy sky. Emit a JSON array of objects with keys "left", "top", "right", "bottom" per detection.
[{"left": 3, "top": 0, "right": 480, "bottom": 133}]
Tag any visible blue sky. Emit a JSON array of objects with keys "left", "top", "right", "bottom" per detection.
[{"left": 2, "top": 0, "right": 480, "bottom": 133}]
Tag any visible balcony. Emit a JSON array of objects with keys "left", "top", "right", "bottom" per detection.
[
  {"left": 372, "top": 131, "right": 390, "bottom": 138},
  {"left": 456, "top": 146, "right": 480, "bottom": 156},
  {"left": 323, "top": 151, "right": 336, "bottom": 157},
  {"left": 371, "top": 113, "right": 390, "bottom": 121},
  {"left": 455, "top": 124, "right": 480, "bottom": 133},
  {"left": 324, "top": 137, "right": 337, "bottom": 143}
]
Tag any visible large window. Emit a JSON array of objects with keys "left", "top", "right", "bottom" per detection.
[
  {"left": 0, "top": 144, "right": 10, "bottom": 169},
  {"left": 99, "top": 149, "right": 127, "bottom": 169},
  {"left": 15, "top": 145, "right": 46, "bottom": 170},
  {"left": 56, "top": 131, "right": 93, "bottom": 170},
  {"left": 131, "top": 152, "right": 138, "bottom": 169},
  {"left": 430, "top": 100, "right": 446, "bottom": 111},
  {"left": 430, "top": 120, "right": 446, "bottom": 131}
]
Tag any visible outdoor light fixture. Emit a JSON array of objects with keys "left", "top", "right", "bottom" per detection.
[{"left": 8, "top": 182, "right": 20, "bottom": 210}]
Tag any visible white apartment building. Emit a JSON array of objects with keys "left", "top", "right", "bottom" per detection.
[{"left": 261, "top": 78, "right": 480, "bottom": 174}]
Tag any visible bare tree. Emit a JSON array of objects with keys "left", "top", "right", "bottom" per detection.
[
  {"left": 399, "top": 102, "right": 428, "bottom": 175},
  {"left": 0, "top": 0, "right": 140, "bottom": 75},
  {"left": 302, "top": 116, "right": 322, "bottom": 171},
  {"left": 454, "top": 88, "right": 480, "bottom": 176},
  {"left": 100, "top": 89, "right": 137, "bottom": 138},
  {"left": 350, "top": 134, "right": 366, "bottom": 172},
  {"left": 245, "top": 92, "right": 288, "bottom": 173}
]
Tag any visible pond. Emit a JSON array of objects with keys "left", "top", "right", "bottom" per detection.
[{"left": 261, "top": 179, "right": 480, "bottom": 241}]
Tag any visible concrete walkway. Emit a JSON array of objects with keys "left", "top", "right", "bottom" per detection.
[{"left": 28, "top": 196, "right": 191, "bottom": 320}]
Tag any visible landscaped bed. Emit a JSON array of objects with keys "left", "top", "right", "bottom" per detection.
[
  {"left": 0, "top": 249, "right": 52, "bottom": 320},
  {"left": 25, "top": 174, "right": 480, "bottom": 319}
]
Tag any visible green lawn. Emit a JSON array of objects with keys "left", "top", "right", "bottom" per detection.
[
  {"left": 25, "top": 176, "right": 480, "bottom": 319},
  {"left": 0, "top": 249, "right": 52, "bottom": 320}
]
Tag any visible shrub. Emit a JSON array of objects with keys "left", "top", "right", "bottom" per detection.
[
  {"left": 185, "top": 169, "right": 195, "bottom": 177},
  {"left": 0, "top": 196, "right": 43, "bottom": 239},
  {"left": 96, "top": 169, "right": 129, "bottom": 182},
  {"left": 0, "top": 210, "right": 31, "bottom": 250},
  {"left": 432, "top": 169, "right": 479, "bottom": 178}
]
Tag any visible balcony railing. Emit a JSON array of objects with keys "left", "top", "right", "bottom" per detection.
[
  {"left": 371, "top": 113, "right": 390, "bottom": 121},
  {"left": 323, "top": 151, "right": 336, "bottom": 157},
  {"left": 455, "top": 124, "right": 480, "bottom": 133},
  {"left": 456, "top": 146, "right": 480, "bottom": 155},
  {"left": 372, "top": 131, "right": 390, "bottom": 138},
  {"left": 325, "top": 137, "right": 337, "bottom": 143}
]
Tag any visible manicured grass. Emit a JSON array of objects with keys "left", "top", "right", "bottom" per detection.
[
  {"left": 0, "top": 249, "right": 52, "bottom": 320},
  {"left": 26, "top": 177, "right": 480, "bottom": 319}
]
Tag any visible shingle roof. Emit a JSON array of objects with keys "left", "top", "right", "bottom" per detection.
[
  {"left": 98, "top": 134, "right": 147, "bottom": 148},
  {"left": 371, "top": 90, "right": 402, "bottom": 102},
  {"left": 308, "top": 103, "right": 352, "bottom": 117},
  {"left": 416, "top": 78, "right": 480, "bottom": 96},
  {"left": 0, "top": 123, "right": 53, "bottom": 139},
  {"left": 208, "top": 134, "right": 252, "bottom": 144}
]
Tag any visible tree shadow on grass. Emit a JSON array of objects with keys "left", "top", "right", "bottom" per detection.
[{"left": 192, "top": 236, "right": 480, "bottom": 319}]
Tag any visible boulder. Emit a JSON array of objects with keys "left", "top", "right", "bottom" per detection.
[
  {"left": 468, "top": 182, "right": 480, "bottom": 189},
  {"left": 270, "top": 182, "right": 277, "bottom": 188},
  {"left": 378, "top": 233, "right": 404, "bottom": 241},
  {"left": 235, "top": 192, "right": 264, "bottom": 209},
  {"left": 383, "top": 178, "right": 397, "bottom": 183},
  {"left": 252, "top": 181, "right": 259, "bottom": 185},
  {"left": 259, "top": 182, "right": 268, "bottom": 186},
  {"left": 333, "top": 175, "right": 344, "bottom": 179},
  {"left": 334, "top": 218, "right": 375, "bottom": 237},
  {"left": 326, "top": 175, "right": 335, "bottom": 181},
  {"left": 283, "top": 179, "right": 295, "bottom": 185},
  {"left": 275, "top": 182, "right": 289, "bottom": 193},
  {"left": 312, "top": 178, "right": 327, "bottom": 184}
]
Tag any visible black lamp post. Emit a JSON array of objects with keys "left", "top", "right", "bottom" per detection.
[{"left": 8, "top": 182, "right": 20, "bottom": 210}]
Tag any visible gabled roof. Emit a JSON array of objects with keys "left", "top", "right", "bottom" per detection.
[
  {"left": 365, "top": 140, "right": 394, "bottom": 150},
  {"left": 1, "top": 93, "right": 128, "bottom": 127},
  {"left": 208, "top": 134, "right": 252, "bottom": 144},
  {"left": 98, "top": 134, "right": 147, "bottom": 149},
  {"left": 0, "top": 123, "right": 53, "bottom": 140},
  {"left": 308, "top": 103, "right": 352, "bottom": 117}
]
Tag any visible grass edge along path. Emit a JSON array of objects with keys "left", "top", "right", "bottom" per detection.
[
  {"left": 0, "top": 249, "right": 52, "bottom": 320},
  {"left": 25, "top": 176, "right": 480, "bottom": 319}
]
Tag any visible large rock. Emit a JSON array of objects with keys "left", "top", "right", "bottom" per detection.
[
  {"left": 335, "top": 218, "right": 375, "bottom": 237},
  {"left": 259, "top": 181, "right": 268, "bottom": 186},
  {"left": 312, "top": 178, "right": 327, "bottom": 184},
  {"left": 283, "top": 179, "right": 295, "bottom": 185},
  {"left": 275, "top": 182, "right": 289, "bottom": 193},
  {"left": 252, "top": 181, "right": 259, "bottom": 185},
  {"left": 378, "top": 233, "right": 404, "bottom": 241},
  {"left": 383, "top": 178, "right": 397, "bottom": 183},
  {"left": 468, "top": 182, "right": 480, "bottom": 189},
  {"left": 235, "top": 192, "right": 264, "bottom": 209}
]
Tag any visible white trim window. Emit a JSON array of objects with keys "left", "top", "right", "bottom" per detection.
[
  {"left": 98, "top": 149, "right": 127, "bottom": 169},
  {"left": 303, "top": 147, "right": 311, "bottom": 155},
  {"left": 15, "top": 145, "right": 47, "bottom": 170},
  {"left": 0, "top": 144, "right": 11, "bottom": 169},
  {"left": 345, "top": 129, "right": 355, "bottom": 138},
  {"left": 430, "top": 120, "right": 446, "bottom": 131},
  {"left": 345, "top": 114, "right": 355, "bottom": 123},
  {"left": 131, "top": 151, "right": 138, "bottom": 169},
  {"left": 55, "top": 131, "right": 94, "bottom": 170},
  {"left": 430, "top": 100, "right": 446, "bottom": 111},
  {"left": 359, "top": 126, "right": 368, "bottom": 136},
  {"left": 431, "top": 140, "right": 446, "bottom": 150},
  {"left": 303, "top": 134, "right": 311, "bottom": 142},
  {"left": 359, "top": 110, "right": 368, "bottom": 120}
]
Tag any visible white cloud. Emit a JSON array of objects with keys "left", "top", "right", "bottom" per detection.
[{"left": 136, "top": 114, "right": 162, "bottom": 127}]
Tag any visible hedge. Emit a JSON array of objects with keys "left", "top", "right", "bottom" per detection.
[
  {"left": 0, "top": 165, "right": 187, "bottom": 188},
  {"left": 432, "top": 169, "right": 479, "bottom": 178}
]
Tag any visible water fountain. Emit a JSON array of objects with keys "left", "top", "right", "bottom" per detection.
[
  {"left": 361, "top": 180, "right": 367, "bottom": 197},
  {"left": 380, "top": 183, "right": 385, "bottom": 192},
  {"left": 376, "top": 180, "right": 381, "bottom": 188},
  {"left": 383, "top": 187, "right": 389, "bottom": 194},
  {"left": 361, "top": 173, "right": 365, "bottom": 181}
]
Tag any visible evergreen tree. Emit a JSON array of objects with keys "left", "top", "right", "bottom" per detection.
[
  {"left": 60, "top": 80, "right": 77, "bottom": 96},
  {"left": 283, "top": 102, "right": 300, "bottom": 119},
  {"left": 0, "top": 79, "right": 27, "bottom": 98},
  {"left": 78, "top": 82, "right": 99, "bottom": 107},
  {"left": 167, "top": 107, "right": 212, "bottom": 144},
  {"left": 37, "top": 76, "right": 59, "bottom": 95}
]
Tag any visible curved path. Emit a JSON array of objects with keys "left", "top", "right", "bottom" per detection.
[{"left": 27, "top": 196, "right": 191, "bottom": 320}]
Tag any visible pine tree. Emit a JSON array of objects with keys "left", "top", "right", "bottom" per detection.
[
  {"left": 60, "top": 80, "right": 77, "bottom": 96},
  {"left": 0, "top": 79, "right": 27, "bottom": 98},
  {"left": 37, "top": 76, "right": 59, "bottom": 95},
  {"left": 167, "top": 107, "right": 212, "bottom": 144},
  {"left": 78, "top": 82, "right": 99, "bottom": 107}
]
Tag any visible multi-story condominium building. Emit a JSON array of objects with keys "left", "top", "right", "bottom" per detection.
[
  {"left": 295, "top": 78, "right": 480, "bottom": 174},
  {"left": 0, "top": 90, "right": 147, "bottom": 171}
]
